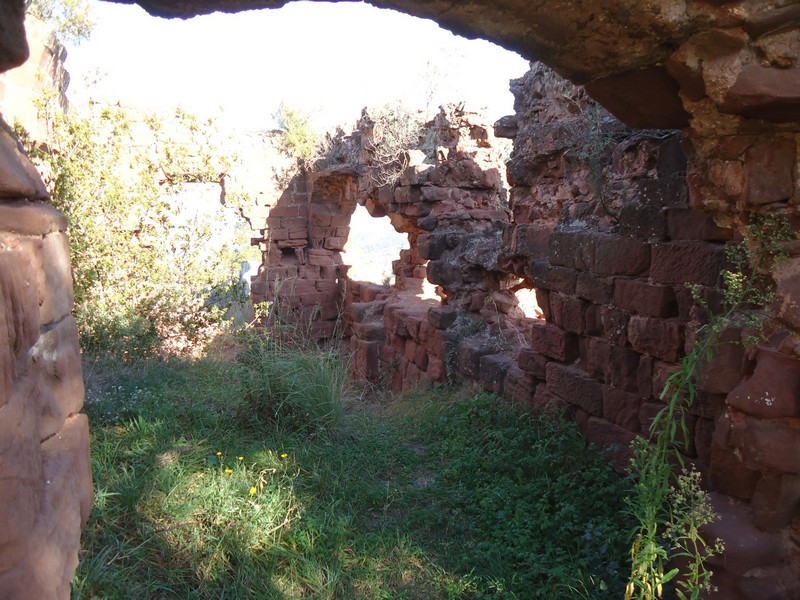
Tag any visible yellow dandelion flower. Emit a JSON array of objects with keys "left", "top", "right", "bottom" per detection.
[
  {"left": 249, "top": 487, "right": 257, "bottom": 495},
  {"left": 280, "top": 453, "right": 288, "bottom": 459},
  {"left": 216, "top": 451, "right": 222, "bottom": 456},
  {"left": 238, "top": 456, "right": 244, "bottom": 461},
  {"left": 224, "top": 468, "right": 233, "bottom": 474}
]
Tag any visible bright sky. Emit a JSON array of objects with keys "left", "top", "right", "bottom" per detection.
[{"left": 65, "top": 0, "right": 529, "bottom": 133}]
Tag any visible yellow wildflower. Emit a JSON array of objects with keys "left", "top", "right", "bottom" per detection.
[
  {"left": 224, "top": 468, "right": 233, "bottom": 474},
  {"left": 249, "top": 487, "right": 257, "bottom": 495},
  {"left": 280, "top": 453, "right": 288, "bottom": 459}
]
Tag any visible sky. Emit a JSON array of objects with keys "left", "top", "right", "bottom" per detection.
[{"left": 64, "top": 0, "right": 529, "bottom": 133}]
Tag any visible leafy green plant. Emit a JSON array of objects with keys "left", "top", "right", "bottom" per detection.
[
  {"left": 274, "top": 101, "right": 322, "bottom": 163},
  {"left": 19, "top": 97, "right": 252, "bottom": 359},
  {"left": 364, "top": 102, "right": 425, "bottom": 187},
  {"left": 625, "top": 215, "right": 793, "bottom": 600}
]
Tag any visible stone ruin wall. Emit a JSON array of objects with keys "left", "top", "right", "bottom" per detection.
[
  {"left": 1, "top": 0, "right": 800, "bottom": 596},
  {"left": 248, "top": 61, "right": 800, "bottom": 598}
]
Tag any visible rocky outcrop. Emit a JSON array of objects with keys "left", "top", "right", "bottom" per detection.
[{"left": 0, "top": 121, "right": 92, "bottom": 597}]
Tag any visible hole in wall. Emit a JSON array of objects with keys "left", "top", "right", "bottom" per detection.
[{"left": 342, "top": 204, "right": 409, "bottom": 285}]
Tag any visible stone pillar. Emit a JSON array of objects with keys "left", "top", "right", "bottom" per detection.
[{"left": 0, "top": 118, "right": 92, "bottom": 595}]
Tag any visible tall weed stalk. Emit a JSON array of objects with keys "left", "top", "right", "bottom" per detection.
[{"left": 625, "top": 215, "right": 792, "bottom": 599}]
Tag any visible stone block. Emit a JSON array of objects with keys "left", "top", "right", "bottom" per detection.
[
  {"left": 530, "top": 320, "right": 578, "bottom": 362},
  {"left": 427, "top": 356, "right": 446, "bottom": 382},
  {"left": 585, "top": 417, "right": 637, "bottom": 471},
  {"left": 549, "top": 292, "right": 585, "bottom": 334},
  {"left": 743, "top": 138, "right": 796, "bottom": 205},
  {"left": 600, "top": 306, "right": 629, "bottom": 346},
  {"left": 575, "top": 272, "right": 613, "bottom": 304},
  {"left": 750, "top": 473, "right": 800, "bottom": 532},
  {"left": 426, "top": 260, "right": 461, "bottom": 286},
  {"left": 603, "top": 385, "right": 642, "bottom": 433},
  {"left": 637, "top": 355, "right": 654, "bottom": 399},
  {"left": 511, "top": 224, "right": 551, "bottom": 257},
  {"left": 31, "top": 317, "right": 84, "bottom": 441},
  {"left": 479, "top": 354, "right": 514, "bottom": 394},
  {"left": 709, "top": 443, "right": 762, "bottom": 500},
  {"left": 0, "top": 247, "right": 40, "bottom": 403},
  {"left": 503, "top": 367, "right": 538, "bottom": 406},
  {"left": 613, "top": 279, "right": 677, "bottom": 318},
  {"left": 584, "top": 304, "right": 603, "bottom": 336},
  {"left": 0, "top": 200, "right": 66, "bottom": 236},
  {"left": 774, "top": 257, "right": 800, "bottom": 329},
  {"left": 546, "top": 362, "right": 603, "bottom": 416},
  {"left": 608, "top": 345, "right": 641, "bottom": 393},
  {"left": 650, "top": 241, "right": 725, "bottom": 286},
  {"left": 728, "top": 411, "right": 800, "bottom": 474},
  {"left": 428, "top": 306, "right": 458, "bottom": 329},
  {"left": 455, "top": 339, "right": 494, "bottom": 379},
  {"left": 530, "top": 260, "right": 578, "bottom": 294},
  {"left": 532, "top": 384, "right": 563, "bottom": 411},
  {"left": 628, "top": 316, "right": 684, "bottom": 362},
  {"left": 352, "top": 321, "right": 385, "bottom": 342},
  {"left": 0, "top": 122, "right": 50, "bottom": 200},
  {"left": 580, "top": 336, "right": 610, "bottom": 382},
  {"left": 593, "top": 233, "right": 651, "bottom": 276},
  {"left": 727, "top": 349, "right": 800, "bottom": 418},
  {"left": 722, "top": 55, "right": 800, "bottom": 118},
  {"left": 349, "top": 301, "right": 384, "bottom": 324},
  {"left": 705, "top": 493, "right": 786, "bottom": 578},
  {"left": 417, "top": 233, "right": 449, "bottom": 260},
  {"left": 549, "top": 229, "right": 596, "bottom": 270},
  {"left": 517, "top": 348, "right": 549, "bottom": 377},
  {"left": 666, "top": 207, "right": 733, "bottom": 241}
]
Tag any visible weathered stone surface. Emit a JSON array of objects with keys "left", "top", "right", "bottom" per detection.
[
  {"left": 726, "top": 349, "right": 800, "bottom": 419},
  {"left": 650, "top": 241, "right": 725, "bottom": 287},
  {"left": 628, "top": 316, "right": 684, "bottom": 362},
  {"left": 546, "top": 362, "right": 603, "bottom": 416},
  {"left": 584, "top": 417, "right": 637, "bottom": 470},
  {"left": 613, "top": 279, "right": 677, "bottom": 318},
  {"left": 705, "top": 493, "right": 786, "bottom": 578},
  {"left": 743, "top": 138, "right": 796, "bottom": 206},
  {"left": 0, "top": 120, "right": 49, "bottom": 200},
  {"left": 32, "top": 317, "right": 84, "bottom": 441},
  {"left": 517, "top": 347, "right": 549, "bottom": 377},
  {"left": 530, "top": 320, "right": 578, "bottom": 361},
  {"left": 709, "top": 443, "right": 762, "bottom": 500},
  {"left": 602, "top": 385, "right": 641, "bottom": 432},
  {"left": 0, "top": 200, "right": 67, "bottom": 236},
  {"left": 774, "top": 257, "right": 800, "bottom": 330},
  {"left": 593, "top": 234, "right": 651, "bottom": 277},
  {"left": 727, "top": 410, "right": 800, "bottom": 474},
  {"left": 479, "top": 354, "right": 514, "bottom": 394},
  {"left": 0, "top": 0, "right": 28, "bottom": 73},
  {"left": 503, "top": 366, "right": 538, "bottom": 405},
  {"left": 750, "top": 473, "right": 800, "bottom": 532},
  {"left": 723, "top": 64, "right": 800, "bottom": 123},
  {"left": 666, "top": 207, "right": 733, "bottom": 241}
]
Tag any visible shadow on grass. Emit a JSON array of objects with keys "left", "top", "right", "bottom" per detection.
[{"left": 74, "top": 358, "right": 632, "bottom": 600}]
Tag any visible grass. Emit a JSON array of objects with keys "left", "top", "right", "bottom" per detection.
[{"left": 74, "top": 341, "right": 632, "bottom": 599}]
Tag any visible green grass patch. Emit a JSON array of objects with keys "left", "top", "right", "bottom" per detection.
[{"left": 75, "top": 348, "right": 631, "bottom": 599}]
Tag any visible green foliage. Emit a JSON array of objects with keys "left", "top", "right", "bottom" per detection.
[
  {"left": 75, "top": 350, "right": 633, "bottom": 598},
  {"left": 625, "top": 215, "right": 793, "bottom": 599},
  {"left": 26, "top": 0, "right": 94, "bottom": 45},
  {"left": 274, "top": 102, "right": 321, "bottom": 163},
  {"left": 20, "top": 98, "right": 252, "bottom": 360},
  {"left": 235, "top": 333, "right": 349, "bottom": 435}
]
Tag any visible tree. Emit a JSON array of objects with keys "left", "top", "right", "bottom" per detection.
[
  {"left": 18, "top": 95, "right": 254, "bottom": 359},
  {"left": 25, "top": 0, "right": 94, "bottom": 46}
]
